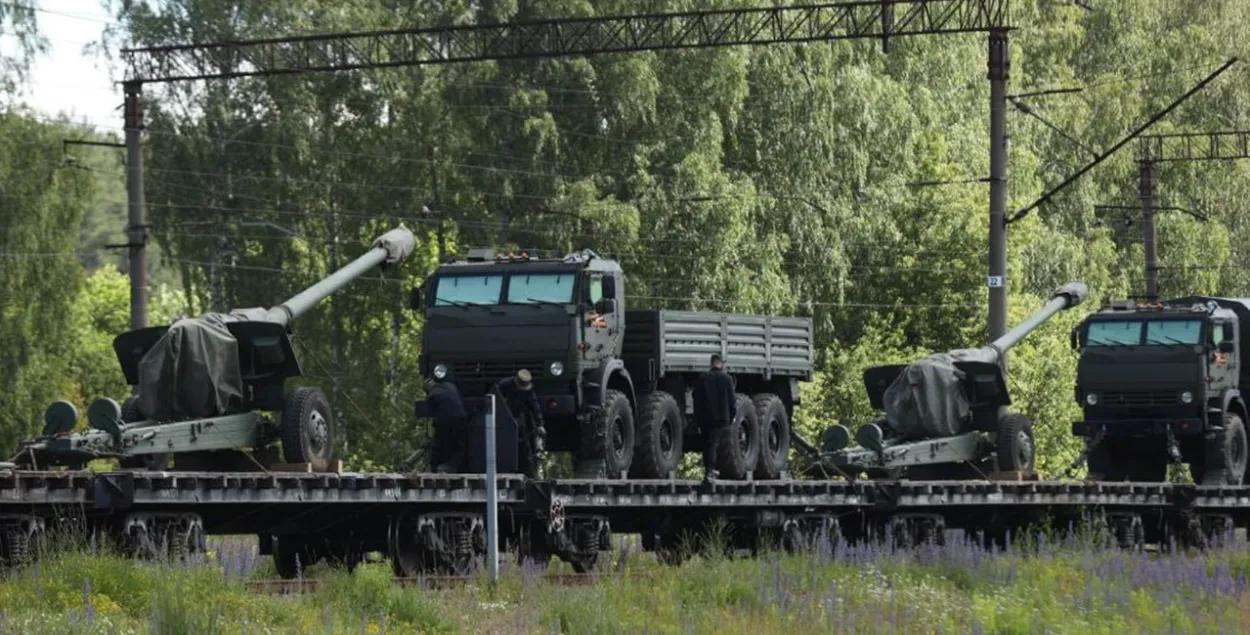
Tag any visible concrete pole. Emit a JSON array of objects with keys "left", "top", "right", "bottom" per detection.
[
  {"left": 485, "top": 394, "right": 499, "bottom": 585},
  {"left": 988, "top": 29, "right": 1010, "bottom": 345},
  {"left": 1139, "top": 160, "right": 1159, "bottom": 300},
  {"left": 123, "top": 81, "right": 148, "bottom": 330}
]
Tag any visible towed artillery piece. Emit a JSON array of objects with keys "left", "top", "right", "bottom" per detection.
[
  {"left": 13, "top": 227, "right": 416, "bottom": 472},
  {"left": 820, "top": 282, "right": 1088, "bottom": 480}
]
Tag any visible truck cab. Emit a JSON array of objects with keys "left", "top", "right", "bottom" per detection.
[
  {"left": 1071, "top": 298, "right": 1248, "bottom": 485},
  {"left": 411, "top": 249, "right": 627, "bottom": 468}
]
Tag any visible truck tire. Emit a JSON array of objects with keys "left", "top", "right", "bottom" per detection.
[
  {"left": 281, "top": 387, "right": 335, "bottom": 468},
  {"left": 717, "top": 394, "right": 761, "bottom": 480},
  {"left": 995, "top": 413, "right": 1035, "bottom": 475},
  {"left": 598, "top": 389, "right": 634, "bottom": 478},
  {"left": 1196, "top": 413, "right": 1248, "bottom": 486},
  {"left": 631, "top": 391, "right": 684, "bottom": 478},
  {"left": 753, "top": 394, "right": 791, "bottom": 480}
]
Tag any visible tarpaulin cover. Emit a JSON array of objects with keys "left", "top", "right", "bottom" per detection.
[
  {"left": 136, "top": 313, "right": 246, "bottom": 421},
  {"left": 882, "top": 353, "right": 971, "bottom": 440}
]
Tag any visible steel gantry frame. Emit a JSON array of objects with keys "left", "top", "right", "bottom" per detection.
[
  {"left": 118, "top": 0, "right": 1012, "bottom": 340},
  {"left": 1133, "top": 129, "right": 1250, "bottom": 298}
]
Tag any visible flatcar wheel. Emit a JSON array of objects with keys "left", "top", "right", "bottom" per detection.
[
  {"left": 273, "top": 535, "right": 310, "bottom": 580},
  {"left": 388, "top": 513, "right": 433, "bottom": 578},
  {"left": 281, "top": 387, "right": 335, "bottom": 468}
]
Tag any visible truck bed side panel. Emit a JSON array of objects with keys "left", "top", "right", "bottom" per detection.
[{"left": 625, "top": 310, "right": 812, "bottom": 379}]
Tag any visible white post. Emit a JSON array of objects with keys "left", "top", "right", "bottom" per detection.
[{"left": 485, "top": 394, "right": 499, "bottom": 584}]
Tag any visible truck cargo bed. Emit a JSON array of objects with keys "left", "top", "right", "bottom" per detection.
[{"left": 622, "top": 310, "right": 813, "bottom": 379}]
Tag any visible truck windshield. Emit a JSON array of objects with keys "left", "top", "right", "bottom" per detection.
[
  {"left": 507, "top": 273, "right": 575, "bottom": 304},
  {"left": 1085, "top": 319, "right": 1203, "bottom": 346},
  {"left": 433, "top": 275, "right": 503, "bottom": 306},
  {"left": 1145, "top": 320, "right": 1202, "bottom": 345},
  {"left": 1086, "top": 321, "right": 1142, "bottom": 346}
]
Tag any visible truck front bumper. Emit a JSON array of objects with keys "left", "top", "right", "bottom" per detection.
[
  {"left": 1072, "top": 418, "right": 1207, "bottom": 438},
  {"left": 414, "top": 395, "right": 577, "bottom": 419}
]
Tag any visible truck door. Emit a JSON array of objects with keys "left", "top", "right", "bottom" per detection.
[
  {"left": 582, "top": 273, "right": 617, "bottom": 363},
  {"left": 1210, "top": 319, "right": 1238, "bottom": 388}
]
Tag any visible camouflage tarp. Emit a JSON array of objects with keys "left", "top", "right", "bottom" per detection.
[
  {"left": 136, "top": 313, "right": 246, "bottom": 421},
  {"left": 882, "top": 353, "right": 970, "bottom": 439}
]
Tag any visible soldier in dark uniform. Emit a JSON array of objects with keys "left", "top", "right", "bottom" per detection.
[
  {"left": 424, "top": 378, "right": 468, "bottom": 473},
  {"left": 494, "top": 369, "right": 547, "bottom": 477},
  {"left": 693, "top": 353, "right": 736, "bottom": 481}
]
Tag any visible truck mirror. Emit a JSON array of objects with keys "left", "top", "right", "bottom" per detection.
[
  {"left": 408, "top": 287, "right": 422, "bottom": 311},
  {"left": 595, "top": 298, "right": 617, "bottom": 315},
  {"left": 602, "top": 275, "right": 617, "bottom": 300},
  {"left": 1070, "top": 326, "right": 1078, "bottom": 351},
  {"left": 1219, "top": 340, "right": 1235, "bottom": 354},
  {"left": 1224, "top": 323, "right": 1235, "bottom": 341}
]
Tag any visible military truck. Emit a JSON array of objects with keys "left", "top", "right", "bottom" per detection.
[
  {"left": 410, "top": 248, "right": 814, "bottom": 479},
  {"left": 1071, "top": 297, "right": 1249, "bottom": 485}
]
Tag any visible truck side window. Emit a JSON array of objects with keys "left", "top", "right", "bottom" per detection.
[{"left": 589, "top": 276, "right": 604, "bottom": 305}]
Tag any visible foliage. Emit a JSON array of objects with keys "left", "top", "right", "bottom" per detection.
[
  {"left": 0, "top": 1, "right": 1246, "bottom": 472},
  {"left": 2, "top": 532, "right": 1250, "bottom": 633}
]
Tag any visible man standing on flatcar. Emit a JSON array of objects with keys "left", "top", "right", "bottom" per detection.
[
  {"left": 693, "top": 353, "right": 736, "bottom": 482},
  {"left": 494, "top": 369, "right": 547, "bottom": 478},
  {"left": 425, "top": 377, "right": 468, "bottom": 473}
]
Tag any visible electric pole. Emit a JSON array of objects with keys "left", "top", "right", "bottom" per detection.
[
  {"left": 1134, "top": 129, "right": 1250, "bottom": 298},
  {"left": 987, "top": 27, "right": 1010, "bottom": 342},
  {"left": 123, "top": 81, "right": 148, "bottom": 331}
]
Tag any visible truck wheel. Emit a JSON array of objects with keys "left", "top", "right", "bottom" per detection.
[
  {"left": 995, "top": 413, "right": 1035, "bottom": 475},
  {"left": 1197, "top": 414, "right": 1248, "bottom": 486},
  {"left": 281, "top": 387, "right": 336, "bottom": 468},
  {"left": 753, "top": 394, "right": 791, "bottom": 480},
  {"left": 599, "top": 389, "right": 634, "bottom": 478},
  {"left": 717, "top": 394, "right": 761, "bottom": 480},
  {"left": 631, "top": 391, "right": 684, "bottom": 478}
]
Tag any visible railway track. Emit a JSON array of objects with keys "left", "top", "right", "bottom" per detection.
[{"left": 246, "top": 572, "right": 615, "bottom": 595}]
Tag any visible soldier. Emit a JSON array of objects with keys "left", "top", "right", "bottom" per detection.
[
  {"left": 693, "top": 353, "right": 736, "bottom": 482},
  {"left": 494, "top": 369, "right": 547, "bottom": 477},
  {"left": 424, "top": 378, "right": 468, "bottom": 473}
]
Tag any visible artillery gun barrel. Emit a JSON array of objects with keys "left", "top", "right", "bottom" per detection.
[
  {"left": 261, "top": 228, "right": 416, "bottom": 326},
  {"left": 988, "top": 282, "right": 1089, "bottom": 355}
]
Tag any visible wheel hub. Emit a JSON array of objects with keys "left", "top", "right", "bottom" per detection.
[
  {"left": 660, "top": 419, "right": 673, "bottom": 453},
  {"left": 308, "top": 410, "right": 329, "bottom": 453},
  {"left": 1016, "top": 431, "right": 1034, "bottom": 468},
  {"left": 611, "top": 416, "right": 626, "bottom": 459}
]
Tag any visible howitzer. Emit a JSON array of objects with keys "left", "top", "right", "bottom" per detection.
[
  {"left": 14, "top": 227, "right": 416, "bottom": 472},
  {"left": 820, "top": 282, "right": 1089, "bottom": 480}
]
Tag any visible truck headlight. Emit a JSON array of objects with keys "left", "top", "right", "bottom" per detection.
[
  {"left": 1181, "top": 391, "right": 1194, "bottom": 404},
  {"left": 433, "top": 364, "right": 448, "bottom": 379},
  {"left": 1085, "top": 393, "right": 1099, "bottom": 406},
  {"left": 549, "top": 361, "right": 565, "bottom": 377}
]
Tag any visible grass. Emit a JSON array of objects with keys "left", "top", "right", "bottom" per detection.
[{"left": 0, "top": 529, "right": 1248, "bottom": 634}]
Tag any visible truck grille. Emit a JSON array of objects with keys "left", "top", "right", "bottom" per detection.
[
  {"left": 1100, "top": 391, "right": 1179, "bottom": 407},
  {"left": 449, "top": 361, "right": 546, "bottom": 381}
]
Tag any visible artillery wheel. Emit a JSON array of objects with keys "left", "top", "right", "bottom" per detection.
[
  {"left": 1195, "top": 413, "right": 1249, "bottom": 486},
  {"left": 630, "top": 391, "right": 683, "bottom": 479},
  {"left": 753, "top": 393, "right": 791, "bottom": 480},
  {"left": 995, "top": 413, "right": 1035, "bottom": 474},
  {"left": 281, "top": 387, "right": 335, "bottom": 468},
  {"left": 716, "top": 394, "right": 760, "bottom": 480}
]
